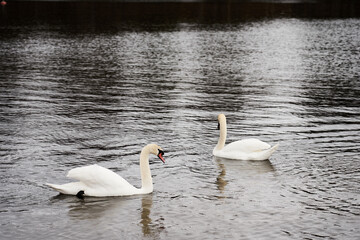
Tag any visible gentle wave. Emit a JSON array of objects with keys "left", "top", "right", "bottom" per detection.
[{"left": 1, "top": 19, "right": 359, "bottom": 239}]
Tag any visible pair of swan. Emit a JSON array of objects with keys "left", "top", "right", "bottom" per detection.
[{"left": 47, "top": 114, "right": 278, "bottom": 197}]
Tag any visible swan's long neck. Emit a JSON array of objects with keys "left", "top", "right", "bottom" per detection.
[
  {"left": 139, "top": 147, "right": 153, "bottom": 193},
  {"left": 215, "top": 118, "right": 227, "bottom": 151}
]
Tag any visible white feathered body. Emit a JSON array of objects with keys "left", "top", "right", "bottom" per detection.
[
  {"left": 46, "top": 164, "right": 146, "bottom": 197},
  {"left": 214, "top": 114, "right": 279, "bottom": 161},
  {"left": 213, "top": 138, "right": 279, "bottom": 161},
  {"left": 46, "top": 143, "right": 163, "bottom": 197}
]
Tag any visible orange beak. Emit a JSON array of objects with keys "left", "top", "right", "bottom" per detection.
[{"left": 158, "top": 151, "right": 165, "bottom": 163}]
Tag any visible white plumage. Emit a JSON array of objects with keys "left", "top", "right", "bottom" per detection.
[
  {"left": 213, "top": 114, "right": 278, "bottom": 160},
  {"left": 46, "top": 144, "right": 165, "bottom": 197}
]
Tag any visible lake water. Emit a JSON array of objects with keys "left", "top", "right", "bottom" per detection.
[{"left": 1, "top": 2, "right": 360, "bottom": 240}]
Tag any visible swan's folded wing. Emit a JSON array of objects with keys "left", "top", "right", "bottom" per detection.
[
  {"left": 224, "top": 138, "right": 271, "bottom": 153},
  {"left": 67, "top": 164, "right": 133, "bottom": 189}
]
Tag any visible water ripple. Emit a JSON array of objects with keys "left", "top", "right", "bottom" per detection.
[{"left": 1, "top": 18, "right": 359, "bottom": 240}]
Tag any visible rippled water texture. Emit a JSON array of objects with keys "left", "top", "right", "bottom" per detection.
[{"left": 1, "top": 18, "right": 360, "bottom": 239}]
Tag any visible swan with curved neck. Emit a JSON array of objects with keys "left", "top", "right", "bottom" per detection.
[
  {"left": 213, "top": 114, "right": 278, "bottom": 160},
  {"left": 46, "top": 144, "right": 165, "bottom": 197}
]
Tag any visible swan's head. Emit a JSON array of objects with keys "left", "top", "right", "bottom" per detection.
[
  {"left": 217, "top": 114, "right": 226, "bottom": 130},
  {"left": 148, "top": 144, "right": 165, "bottom": 163}
]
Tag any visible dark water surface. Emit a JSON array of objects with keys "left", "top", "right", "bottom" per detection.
[{"left": 1, "top": 2, "right": 360, "bottom": 239}]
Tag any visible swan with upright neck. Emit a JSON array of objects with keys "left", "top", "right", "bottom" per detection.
[
  {"left": 213, "top": 114, "right": 278, "bottom": 160},
  {"left": 46, "top": 144, "right": 165, "bottom": 197}
]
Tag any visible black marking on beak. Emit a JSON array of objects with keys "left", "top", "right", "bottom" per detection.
[
  {"left": 158, "top": 149, "right": 165, "bottom": 163},
  {"left": 217, "top": 122, "right": 220, "bottom": 130}
]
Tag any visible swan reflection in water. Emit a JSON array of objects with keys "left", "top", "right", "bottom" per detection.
[
  {"left": 216, "top": 162, "right": 228, "bottom": 195},
  {"left": 140, "top": 195, "right": 152, "bottom": 235},
  {"left": 51, "top": 194, "right": 136, "bottom": 221},
  {"left": 140, "top": 194, "right": 165, "bottom": 237},
  {"left": 50, "top": 193, "right": 164, "bottom": 237},
  {"left": 214, "top": 157, "right": 275, "bottom": 197}
]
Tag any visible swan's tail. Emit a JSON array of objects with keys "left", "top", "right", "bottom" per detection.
[
  {"left": 268, "top": 143, "right": 279, "bottom": 154},
  {"left": 264, "top": 143, "right": 279, "bottom": 158},
  {"left": 46, "top": 182, "right": 85, "bottom": 195},
  {"left": 46, "top": 183, "right": 77, "bottom": 195},
  {"left": 45, "top": 183, "right": 66, "bottom": 194}
]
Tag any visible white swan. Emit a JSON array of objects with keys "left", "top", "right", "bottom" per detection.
[
  {"left": 213, "top": 114, "right": 278, "bottom": 160},
  {"left": 46, "top": 144, "right": 165, "bottom": 197}
]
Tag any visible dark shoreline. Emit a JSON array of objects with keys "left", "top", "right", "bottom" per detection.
[{"left": 1, "top": 0, "right": 360, "bottom": 25}]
